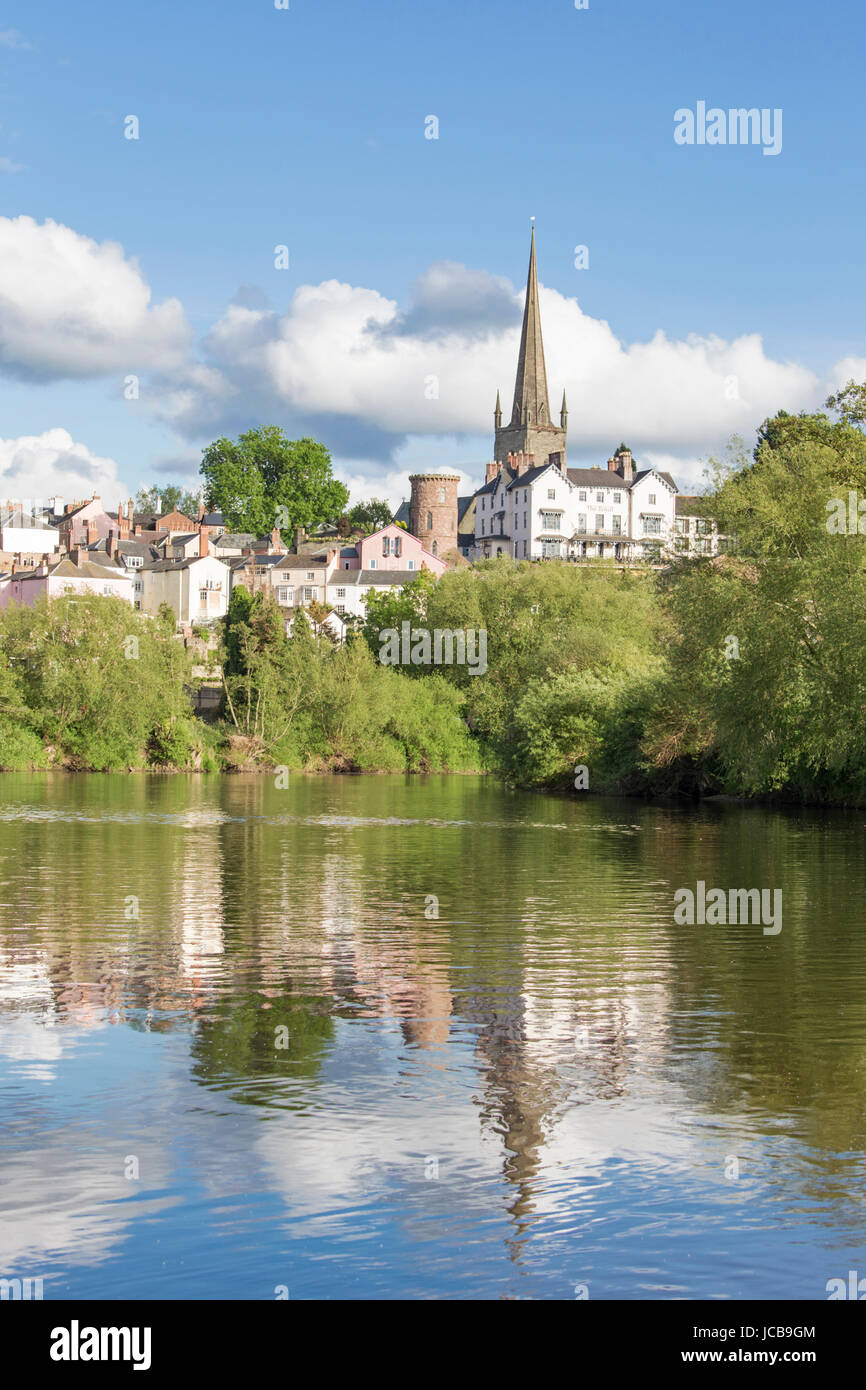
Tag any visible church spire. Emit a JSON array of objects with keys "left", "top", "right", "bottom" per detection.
[{"left": 510, "top": 225, "right": 551, "bottom": 428}]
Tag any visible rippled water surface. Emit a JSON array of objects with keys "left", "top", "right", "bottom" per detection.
[{"left": 1, "top": 772, "right": 865, "bottom": 1299}]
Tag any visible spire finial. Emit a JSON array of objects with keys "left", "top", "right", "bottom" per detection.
[{"left": 510, "top": 223, "right": 549, "bottom": 427}]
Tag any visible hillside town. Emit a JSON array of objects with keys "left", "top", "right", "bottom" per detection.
[{"left": 0, "top": 232, "right": 719, "bottom": 635}]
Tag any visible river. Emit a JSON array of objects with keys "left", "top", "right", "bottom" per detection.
[{"left": 1, "top": 772, "right": 864, "bottom": 1299}]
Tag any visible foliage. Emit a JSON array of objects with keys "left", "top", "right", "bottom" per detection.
[
  {"left": 347, "top": 497, "right": 394, "bottom": 533},
  {"left": 0, "top": 597, "right": 199, "bottom": 770},
  {"left": 200, "top": 426, "right": 349, "bottom": 540},
  {"left": 136, "top": 484, "right": 201, "bottom": 519}
]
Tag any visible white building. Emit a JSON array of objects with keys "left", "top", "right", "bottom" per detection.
[
  {"left": 140, "top": 553, "right": 230, "bottom": 626},
  {"left": 472, "top": 447, "right": 678, "bottom": 562}
]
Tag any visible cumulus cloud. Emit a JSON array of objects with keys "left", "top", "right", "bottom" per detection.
[
  {"left": 0, "top": 216, "right": 190, "bottom": 381},
  {"left": 0, "top": 428, "right": 122, "bottom": 505},
  {"left": 150, "top": 265, "right": 823, "bottom": 474},
  {"left": 0, "top": 215, "right": 838, "bottom": 489}
]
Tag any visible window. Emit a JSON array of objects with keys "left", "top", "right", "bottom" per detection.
[
  {"left": 596, "top": 492, "right": 604, "bottom": 503},
  {"left": 103, "top": 584, "right": 112, "bottom": 595},
  {"left": 426, "top": 511, "right": 433, "bottom": 530},
  {"left": 382, "top": 536, "right": 390, "bottom": 556},
  {"left": 432, "top": 541, "right": 437, "bottom": 556},
  {"left": 125, "top": 554, "right": 143, "bottom": 568},
  {"left": 303, "top": 585, "right": 318, "bottom": 601},
  {"left": 643, "top": 516, "right": 662, "bottom": 535},
  {"left": 369, "top": 558, "right": 377, "bottom": 569},
  {"left": 408, "top": 560, "right": 415, "bottom": 570},
  {"left": 277, "top": 586, "right": 294, "bottom": 605},
  {"left": 439, "top": 487, "right": 445, "bottom": 503},
  {"left": 524, "top": 511, "right": 527, "bottom": 527},
  {"left": 481, "top": 520, "right": 485, "bottom": 535},
  {"left": 394, "top": 536, "right": 401, "bottom": 557},
  {"left": 578, "top": 490, "right": 587, "bottom": 501},
  {"left": 577, "top": 514, "right": 586, "bottom": 534},
  {"left": 612, "top": 516, "right": 621, "bottom": 535},
  {"left": 524, "top": 489, "right": 528, "bottom": 503},
  {"left": 307, "top": 571, "right": 314, "bottom": 580},
  {"left": 648, "top": 493, "right": 656, "bottom": 505},
  {"left": 595, "top": 514, "right": 604, "bottom": 534},
  {"left": 547, "top": 488, "right": 556, "bottom": 500},
  {"left": 613, "top": 492, "right": 621, "bottom": 504},
  {"left": 523, "top": 540, "right": 527, "bottom": 557},
  {"left": 542, "top": 513, "right": 559, "bottom": 530},
  {"left": 335, "top": 604, "right": 345, "bottom": 615},
  {"left": 335, "top": 587, "right": 346, "bottom": 598}
]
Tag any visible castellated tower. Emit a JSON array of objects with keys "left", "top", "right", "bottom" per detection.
[
  {"left": 408, "top": 473, "right": 459, "bottom": 559},
  {"left": 493, "top": 226, "right": 567, "bottom": 469}
]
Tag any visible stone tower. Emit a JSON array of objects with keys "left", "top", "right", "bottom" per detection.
[
  {"left": 409, "top": 473, "right": 459, "bottom": 559},
  {"left": 494, "top": 227, "right": 567, "bottom": 469}
]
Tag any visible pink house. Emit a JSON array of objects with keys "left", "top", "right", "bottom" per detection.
[
  {"left": 338, "top": 524, "right": 447, "bottom": 576},
  {"left": 0, "top": 556, "right": 134, "bottom": 610}
]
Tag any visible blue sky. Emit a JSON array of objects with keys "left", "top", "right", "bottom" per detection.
[{"left": 0, "top": 0, "right": 863, "bottom": 508}]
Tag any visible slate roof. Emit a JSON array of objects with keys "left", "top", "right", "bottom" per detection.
[
  {"left": 144, "top": 556, "right": 227, "bottom": 573},
  {"left": 0, "top": 509, "right": 58, "bottom": 531},
  {"left": 212, "top": 532, "right": 257, "bottom": 548}
]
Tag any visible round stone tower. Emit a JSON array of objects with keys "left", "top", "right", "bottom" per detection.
[{"left": 408, "top": 473, "right": 459, "bottom": 560}]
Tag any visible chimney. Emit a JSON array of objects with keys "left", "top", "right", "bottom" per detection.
[
  {"left": 517, "top": 452, "right": 531, "bottom": 477},
  {"left": 10, "top": 559, "right": 15, "bottom": 575},
  {"left": 485, "top": 461, "right": 498, "bottom": 483},
  {"left": 198, "top": 522, "right": 209, "bottom": 558},
  {"left": 270, "top": 525, "right": 285, "bottom": 553},
  {"left": 617, "top": 448, "right": 634, "bottom": 481},
  {"left": 106, "top": 530, "right": 115, "bottom": 558},
  {"left": 87, "top": 519, "right": 99, "bottom": 546},
  {"left": 127, "top": 498, "right": 134, "bottom": 525},
  {"left": 549, "top": 451, "right": 567, "bottom": 474},
  {"left": 198, "top": 500, "right": 205, "bottom": 521},
  {"left": 294, "top": 525, "right": 306, "bottom": 551}
]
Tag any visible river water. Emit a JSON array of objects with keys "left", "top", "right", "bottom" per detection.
[{"left": 1, "top": 772, "right": 864, "bottom": 1300}]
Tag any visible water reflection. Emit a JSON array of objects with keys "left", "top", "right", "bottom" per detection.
[{"left": 1, "top": 771, "right": 865, "bottom": 1298}]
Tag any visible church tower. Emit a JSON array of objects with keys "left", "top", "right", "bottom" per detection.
[{"left": 493, "top": 227, "right": 567, "bottom": 470}]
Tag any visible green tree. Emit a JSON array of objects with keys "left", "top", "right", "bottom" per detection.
[
  {"left": 135, "top": 484, "right": 201, "bottom": 518},
  {"left": 347, "top": 497, "right": 393, "bottom": 533},
  {"left": 200, "top": 427, "right": 349, "bottom": 540}
]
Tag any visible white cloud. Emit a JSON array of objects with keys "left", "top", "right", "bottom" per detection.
[
  {"left": 0, "top": 156, "right": 23, "bottom": 174},
  {"left": 0, "top": 427, "right": 122, "bottom": 505},
  {"left": 0, "top": 216, "right": 838, "bottom": 489},
  {"left": 0, "top": 216, "right": 190, "bottom": 381},
  {"left": 154, "top": 266, "right": 823, "bottom": 476},
  {"left": 0, "top": 29, "right": 30, "bottom": 50}
]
